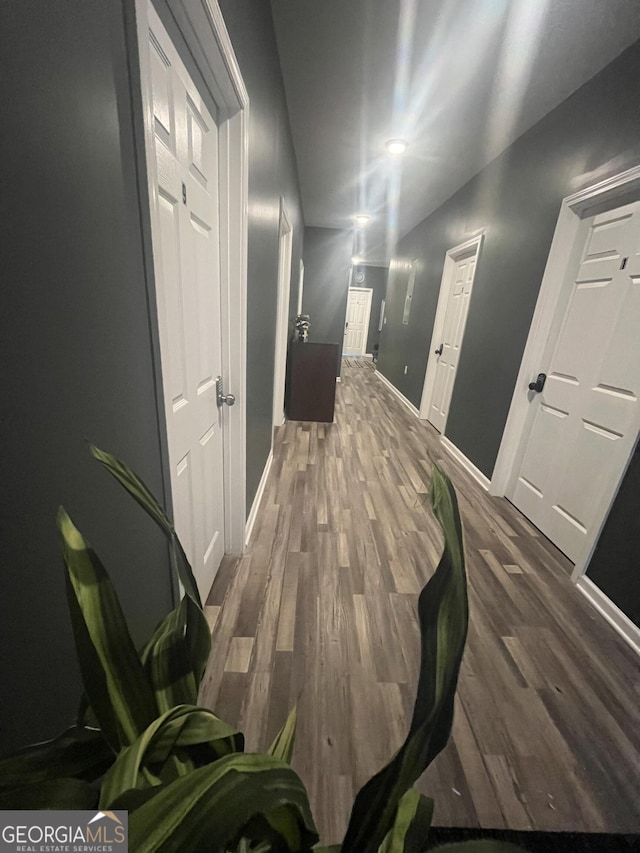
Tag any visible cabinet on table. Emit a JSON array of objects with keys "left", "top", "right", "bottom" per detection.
[{"left": 286, "top": 342, "right": 339, "bottom": 423}]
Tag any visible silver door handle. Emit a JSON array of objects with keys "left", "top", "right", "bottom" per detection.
[{"left": 216, "top": 376, "right": 236, "bottom": 407}]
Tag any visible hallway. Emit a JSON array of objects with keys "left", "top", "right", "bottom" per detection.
[{"left": 200, "top": 362, "right": 640, "bottom": 843}]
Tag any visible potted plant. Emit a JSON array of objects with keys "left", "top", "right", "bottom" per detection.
[{"left": 0, "top": 447, "right": 521, "bottom": 852}]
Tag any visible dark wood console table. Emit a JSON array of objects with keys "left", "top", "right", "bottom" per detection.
[{"left": 286, "top": 342, "right": 339, "bottom": 423}]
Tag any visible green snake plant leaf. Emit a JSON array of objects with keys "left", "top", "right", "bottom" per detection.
[
  {"left": 141, "top": 598, "right": 198, "bottom": 712},
  {"left": 342, "top": 463, "right": 468, "bottom": 853},
  {"left": 100, "top": 704, "right": 243, "bottom": 807},
  {"left": 378, "top": 788, "right": 434, "bottom": 853},
  {"left": 0, "top": 726, "right": 113, "bottom": 789},
  {"left": 0, "top": 778, "right": 97, "bottom": 810},
  {"left": 59, "top": 508, "right": 158, "bottom": 751},
  {"left": 128, "top": 752, "right": 318, "bottom": 853},
  {"left": 267, "top": 705, "right": 297, "bottom": 764},
  {"left": 90, "top": 445, "right": 201, "bottom": 607},
  {"left": 185, "top": 592, "right": 212, "bottom": 685},
  {"left": 141, "top": 595, "right": 211, "bottom": 712},
  {"left": 107, "top": 785, "right": 161, "bottom": 814},
  {"left": 77, "top": 693, "right": 100, "bottom": 729}
]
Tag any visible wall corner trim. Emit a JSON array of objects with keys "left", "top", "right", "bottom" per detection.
[
  {"left": 245, "top": 448, "right": 274, "bottom": 547},
  {"left": 577, "top": 576, "right": 640, "bottom": 657},
  {"left": 440, "top": 436, "right": 490, "bottom": 491},
  {"left": 374, "top": 369, "right": 420, "bottom": 418}
]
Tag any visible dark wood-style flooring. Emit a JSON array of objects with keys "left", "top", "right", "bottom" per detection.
[{"left": 200, "top": 361, "right": 640, "bottom": 843}]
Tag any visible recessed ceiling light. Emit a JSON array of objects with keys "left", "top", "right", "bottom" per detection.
[
  {"left": 352, "top": 256, "right": 363, "bottom": 265},
  {"left": 386, "top": 138, "right": 408, "bottom": 155},
  {"left": 354, "top": 214, "right": 371, "bottom": 227}
]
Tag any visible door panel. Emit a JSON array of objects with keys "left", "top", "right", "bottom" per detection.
[
  {"left": 343, "top": 288, "right": 371, "bottom": 355},
  {"left": 147, "top": 7, "right": 225, "bottom": 599},
  {"left": 428, "top": 249, "right": 478, "bottom": 433},
  {"left": 509, "top": 201, "right": 640, "bottom": 564}
]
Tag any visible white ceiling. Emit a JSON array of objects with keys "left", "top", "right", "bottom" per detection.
[{"left": 271, "top": 0, "right": 640, "bottom": 264}]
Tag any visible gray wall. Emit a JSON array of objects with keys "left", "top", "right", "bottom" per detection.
[
  {"left": 378, "top": 41, "right": 640, "bottom": 476},
  {"left": 352, "top": 265, "right": 388, "bottom": 355},
  {"left": 0, "top": 0, "right": 175, "bottom": 755},
  {"left": 0, "top": 0, "right": 305, "bottom": 756},
  {"left": 377, "top": 40, "right": 640, "bottom": 627},
  {"left": 587, "top": 446, "right": 640, "bottom": 628},
  {"left": 219, "top": 0, "right": 304, "bottom": 508},
  {"left": 302, "top": 226, "right": 353, "bottom": 359}
]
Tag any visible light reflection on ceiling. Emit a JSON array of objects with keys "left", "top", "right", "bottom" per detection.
[{"left": 272, "top": 0, "right": 640, "bottom": 264}]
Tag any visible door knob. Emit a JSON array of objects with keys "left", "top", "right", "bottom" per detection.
[
  {"left": 435, "top": 343, "right": 443, "bottom": 356},
  {"left": 216, "top": 376, "right": 236, "bottom": 407},
  {"left": 528, "top": 373, "right": 546, "bottom": 393}
]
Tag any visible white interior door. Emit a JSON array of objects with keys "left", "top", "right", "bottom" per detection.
[
  {"left": 426, "top": 247, "right": 479, "bottom": 433},
  {"left": 343, "top": 288, "right": 372, "bottom": 356},
  {"left": 145, "top": 7, "right": 225, "bottom": 599},
  {"left": 508, "top": 200, "right": 640, "bottom": 564}
]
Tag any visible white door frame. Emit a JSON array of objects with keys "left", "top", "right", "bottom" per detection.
[
  {"left": 134, "top": 0, "right": 249, "bottom": 557},
  {"left": 296, "top": 259, "right": 305, "bottom": 315},
  {"left": 272, "top": 199, "right": 293, "bottom": 428},
  {"left": 419, "top": 234, "right": 484, "bottom": 428},
  {"left": 491, "top": 164, "right": 640, "bottom": 584},
  {"left": 343, "top": 287, "right": 374, "bottom": 356}
]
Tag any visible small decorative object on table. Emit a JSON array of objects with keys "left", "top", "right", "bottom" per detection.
[{"left": 295, "top": 313, "right": 311, "bottom": 342}]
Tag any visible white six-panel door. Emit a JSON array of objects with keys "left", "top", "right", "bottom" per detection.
[
  {"left": 343, "top": 287, "right": 373, "bottom": 356},
  {"left": 427, "top": 249, "right": 478, "bottom": 433},
  {"left": 145, "top": 8, "right": 225, "bottom": 599},
  {"left": 508, "top": 200, "right": 640, "bottom": 564}
]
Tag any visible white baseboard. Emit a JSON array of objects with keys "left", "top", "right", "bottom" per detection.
[
  {"left": 440, "top": 436, "right": 490, "bottom": 491},
  {"left": 374, "top": 369, "right": 420, "bottom": 418},
  {"left": 577, "top": 575, "right": 640, "bottom": 657},
  {"left": 245, "top": 449, "right": 273, "bottom": 547}
]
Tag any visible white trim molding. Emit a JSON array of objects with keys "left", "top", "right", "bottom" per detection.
[
  {"left": 245, "top": 449, "right": 274, "bottom": 547},
  {"left": 440, "top": 436, "right": 490, "bottom": 491},
  {"left": 577, "top": 576, "right": 640, "bottom": 657},
  {"left": 374, "top": 370, "right": 420, "bottom": 418}
]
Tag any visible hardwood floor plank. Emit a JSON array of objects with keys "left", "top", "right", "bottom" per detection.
[
  {"left": 450, "top": 695, "right": 505, "bottom": 829},
  {"left": 203, "top": 605, "right": 220, "bottom": 633},
  {"left": 276, "top": 553, "right": 299, "bottom": 652},
  {"left": 265, "top": 650, "right": 293, "bottom": 748},
  {"left": 224, "top": 637, "right": 254, "bottom": 673},
  {"left": 483, "top": 754, "right": 533, "bottom": 830},
  {"left": 239, "top": 669, "right": 271, "bottom": 753},
  {"left": 212, "top": 671, "right": 246, "bottom": 730},
  {"left": 201, "top": 362, "right": 640, "bottom": 841}
]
